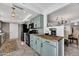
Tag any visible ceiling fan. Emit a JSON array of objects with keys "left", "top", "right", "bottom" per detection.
[
  {"left": 11, "top": 4, "right": 25, "bottom": 20},
  {"left": 12, "top": 4, "right": 24, "bottom": 10}
]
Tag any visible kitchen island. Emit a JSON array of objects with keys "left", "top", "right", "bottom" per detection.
[
  {"left": 30, "top": 34, "right": 64, "bottom": 56},
  {"left": 38, "top": 35, "right": 63, "bottom": 41}
]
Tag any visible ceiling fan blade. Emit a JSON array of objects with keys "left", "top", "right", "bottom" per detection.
[
  {"left": 23, "top": 14, "right": 32, "bottom": 21},
  {"left": 13, "top": 4, "right": 24, "bottom": 10}
]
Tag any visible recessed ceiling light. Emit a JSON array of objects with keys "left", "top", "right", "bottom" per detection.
[{"left": 74, "top": 22, "right": 78, "bottom": 25}]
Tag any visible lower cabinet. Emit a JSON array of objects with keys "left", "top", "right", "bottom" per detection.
[
  {"left": 30, "top": 35, "right": 37, "bottom": 50},
  {"left": 40, "top": 41, "right": 57, "bottom": 56},
  {"left": 35, "top": 37, "right": 42, "bottom": 54},
  {"left": 30, "top": 34, "right": 58, "bottom": 56},
  {"left": 30, "top": 35, "right": 34, "bottom": 48}
]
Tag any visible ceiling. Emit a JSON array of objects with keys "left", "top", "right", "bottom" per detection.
[
  {"left": 23, "top": 3, "right": 68, "bottom": 14},
  {"left": 48, "top": 3, "right": 79, "bottom": 26},
  {"left": 0, "top": 3, "right": 38, "bottom": 23},
  {"left": 0, "top": 3, "right": 69, "bottom": 23}
]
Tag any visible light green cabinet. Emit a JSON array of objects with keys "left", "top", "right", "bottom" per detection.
[
  {"left": 37, "top": 15, "right": 43, "bottom": 28},
  {"left": 30, "top": 40, "right": 34, "bottom": 48},
  {"left": 40, "top": 42, "right": 48, "bottom": 56},
  {"left": 30, "top": 35, "right": 35, "bottom": 48},
  {"left": 31, "top": 15, "right": 43, "bottom": 28},
  {"left": 39, "top": 15, "right": 43, "bottom": 28},
  {"left": 36, "top": 37, "right": 42, "bottom": 54},
  {"left": 30, "top": 34, "right": 58, "bottom": 56},
  {"left": 40, "top": 41, "right": 57, "bottom": 56},
  {"left": 34, "top": 17, "right": 37, "bottom": 28},
  {"left": 30, "top": 34, "right": 37, "bottom": 49}
]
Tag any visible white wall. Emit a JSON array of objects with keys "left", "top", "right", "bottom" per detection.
[
  {"left": 47, "top": 26, "right": 64, "bottom": 36},
  {"left": 10, "top": 23, "right": 19, "bottom": 39},
  {"left": 43, "top": 14, "right": 64, "bottom": 36},
  {"left": 18, "top": 24, "right": 22, "bottom": 39}
]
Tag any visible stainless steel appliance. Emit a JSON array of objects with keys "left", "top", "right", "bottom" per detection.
[
  {"left": 29, "top": 23, "right": 34, "bottom": 29},
  {"left": 21, "top": 24, "right": 30, "bottom": 46},
  {"left": 49, "top": 28, "right": 56, "bottom": 36}
]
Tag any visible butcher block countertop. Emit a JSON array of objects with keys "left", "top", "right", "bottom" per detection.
[{"left": 38, "top": 35, "right": 63, "bottom": 42}]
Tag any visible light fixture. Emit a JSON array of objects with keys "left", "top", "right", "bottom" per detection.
[
  {"left": 74, "top": 22, "right": 78, "bottom": 25},
  {"left": 56, "top": 16, "right": 67, "bottom": 25},
  {"left": 11, "top": 7, "right": 16, "bottom": 20}
]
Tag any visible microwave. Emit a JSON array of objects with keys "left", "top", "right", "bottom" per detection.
[
  {"left": 50, "top": 28, "right": 56, "bottom": 36},
  {"left": 29, "top": 23, "right": 34, "bottom": 29}
]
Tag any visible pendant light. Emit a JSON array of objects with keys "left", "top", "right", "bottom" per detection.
[{"left": 11, "top": 7, "right": 16, "bottom": 20}]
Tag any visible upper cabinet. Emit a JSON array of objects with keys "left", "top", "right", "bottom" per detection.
[
  {"left": 26, "top": 14, "right": 44, "bottom": 29},
  {"left": 31, "top": 14, "right": 44, "bottom": 28}
]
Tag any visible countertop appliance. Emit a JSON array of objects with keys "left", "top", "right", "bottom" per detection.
[
  {"left": 29, "top": 23, "right": 34, "bottom": 29},
  {"left": 49, "top": 28, "right": 56, "bottom": 36}
]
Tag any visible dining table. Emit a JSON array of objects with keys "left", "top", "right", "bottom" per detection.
[{"left": 68, "top": 34, "right": 78, "bottom": 46}]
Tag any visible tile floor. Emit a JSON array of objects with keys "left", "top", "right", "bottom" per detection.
[
  {"left": 64, "top": 43, "right": 79, "bottom": 56},
  {"left": 0, "top": 39, "right": 39, "bottom": 56}
]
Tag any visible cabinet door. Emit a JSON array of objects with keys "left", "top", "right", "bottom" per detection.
[
  {"left": 36, "top": 37, "right": 42, "bottom": 54},
  {"left": 47, "top": 43, "right": 57, "bottom": 56},
  {"left": 30, "top": 34, "right": 33, "bottom": 41},
  {"left": 36, "top": 15, "right": 43, "bottom": 28},
  {"left": 30, "top": 35, "right": 37, "bottom": 50},
  {"left": 40, "top": 42, "right": 48, "bottom": 56},
  {"left": 30, "top": 35, "right": 35, "bottom": 48},
  {"left": 30, "top": 40, "right": 34, "bottom": 48},
  {"left": 34, "top": 17, "right": 38, "bottom": 28},
  {"left": 39, "top": 15, "right": 43, "bottom": 28},
  {"left": 41, "top": 41, "right": 57, "bottom": 56},
  {"left": 32, "top": 36, "right": 37, "bottom": 50},
  {"left": 36, "top": 16, "right": 40, "bottom": 28}
]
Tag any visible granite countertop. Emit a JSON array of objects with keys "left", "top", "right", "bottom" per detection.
[{"left": 38, "top": 35, "right": 63, "bottom": 42}]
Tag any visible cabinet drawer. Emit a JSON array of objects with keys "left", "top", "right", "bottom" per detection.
[
  {"left": 41, "top": 39, "right": 57, "bottom": 47},
  {"left": 48, "top": 41, "right": 57, "bottom": 47},
  {"left": 41, "top": 41, "right": 57, "bottom": 56},
  {"left": 38, "top": 38, "right": 57, "bottom": 47}
]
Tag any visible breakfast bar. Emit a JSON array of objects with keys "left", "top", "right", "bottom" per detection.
[
  {"left": 30, "top": 34, "right": 64, "bottom": 56},
  {"left": 38, "top": 35, "right": 63, "bottom": 41}
]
